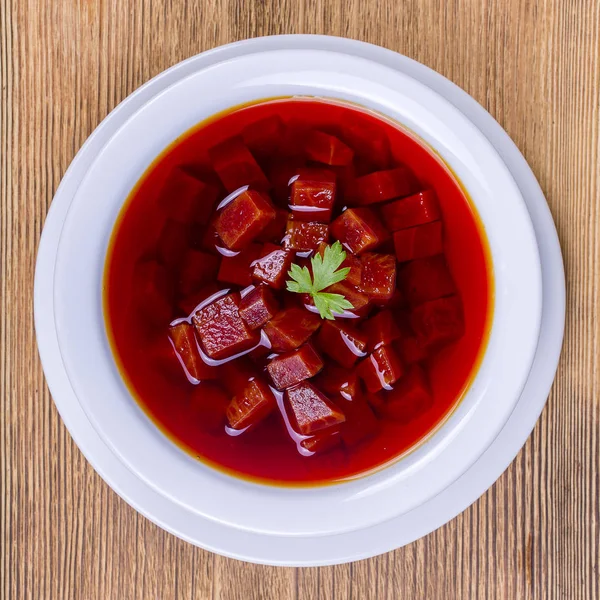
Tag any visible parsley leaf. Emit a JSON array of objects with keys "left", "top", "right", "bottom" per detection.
[{"left": 286, "top": 241, "right": 354, "bottom": 320}]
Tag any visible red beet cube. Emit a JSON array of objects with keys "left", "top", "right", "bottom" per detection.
[
  {"left": 190, "top": 383, "right": 230, "bottom": 432},
  {"left": 301, "top": 430, "right": 342, "bottom": 454},
  {"left": 399, "top": 255, "right": 456, "bottom": 306},
  {"left": 316, "top": 321, "right": 368, "bottom": 368},
  {"left": 316, "top": 242, "right": 363, "bottom": 286},
  {"left": 178, "top": 284, "right": 221, "bottom": 316},
  {"left": 257, "top": 208, "right": 288, "bottom": 243},
  {"left": 357, "top": 345, "right": 405, "bottom": 393},
  {"left": 337, "top": 394, "right": 379, "bottom": 447},
  {"left": 359, "top": 253, "right": 397, "bottom": 302},
  {"left": 351, "top": 167, "right": 412, "bottom": 205},
  {"left": 383, "top": 366, "right": 433, "bottom": 422},
  {"left": 324, "top": 281, "right": 370, "bottom": 313},
  {"left": 252, "top": 243, "right": 293, "bottom": 289},
  {"left": 209, "top": 137, "right": 269, "bottom": 193},
  {"left": 331, "top": 208, "right": 388, "bottom": 255},
  {"left": 340, "top": 114, "right": 391, "bottom": 171},
  {"left": 157, "top": 220, "right": 191, "bottom": 268},
  {"left": 410, "top": 295, "right": 464, "bottom": 348},
  {"left": 283, "top": 218, "right": 329, "bottom": 252},
  {"left": 263, "top": 307, "right": 322, "bottom": 352},
  {"left": 364, "top": 310, "right": 401, "bottom": 351},
  {"left": 215, "top": 189, "right": 276, "bottom": 251},
  {"left": 217, "top": 243, "right": 262, "bottom": 287},
  {"left": 199, "top": 222, "right": 221, "bottom": 255},
  {"left": 178, "top": 250, "right": 220, "bottom": 296},
  {"left": 267, "top": 344, "right": 324, "bottom": 390},
  {"left": 304, "top": 131, "right": 354, "bottom": 166},
  {"left": 317, "top": 367, "right": 361, "bottom": 400},
  {"left": 286, "top": 382, "right": 345, "bottom": 434},
  {"left": 290, "top": 169, "right": 336, "bottom": 222},
  {"left": 192, "top": 292, "right": 259, "bottom": 360},
  {"left": 394, "top": 220, "right": 443, "bottom": 262},
  {"left": 399, "top": 336, "right": 428, "bottom": 364},
  {"left": 268, "top": 161, "right": 302, "bottom": 205},
  {"left": 158, "top": 168, "right": 218, "bottom": 224},
  {"left": 382, "top": 190, "right": 441, "bottom": 231},
  {"left": 168, "top": 321, "right": 218, "bottom": 383},
  {"left": 133, "top": 261, "right": 173, "bottom": 325},
  {"left": 226, "top": 378, "right": 275, "bottom": 430},
  {"left": 239, "top": 286, "right": 280, "bottom": 330},
  {"left": 219, "top": 358, "right": 257, "bottom": 396},
  {"left": 242, "top": 115, "right": 284, "bottom": 157}
]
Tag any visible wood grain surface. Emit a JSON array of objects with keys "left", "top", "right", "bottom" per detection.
[{"left": 1, "top": 0, "right": 599, "bottom": 598}]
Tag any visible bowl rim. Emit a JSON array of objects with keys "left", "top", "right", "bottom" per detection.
[{"left": 39, "top": 37, "right": 552, "bottom": 544}]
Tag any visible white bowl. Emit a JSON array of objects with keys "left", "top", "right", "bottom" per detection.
[{"left": 47, "top": 47, "right": 541, "bottom": 538}]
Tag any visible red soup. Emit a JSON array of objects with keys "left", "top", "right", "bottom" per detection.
[{"left": 104, "top": 98, "right": 493, "bottom": 485}]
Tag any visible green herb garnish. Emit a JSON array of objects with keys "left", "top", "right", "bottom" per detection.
[{"left": 286, "top": 241, "right": 354, "bottom": 320}]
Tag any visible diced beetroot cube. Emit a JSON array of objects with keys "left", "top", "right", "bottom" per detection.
[
  {"left": 286, "top": 382, "right": 345, "bottom": 434},
  {"left": 157, "top": 220, "right": 191, "bottom": 268},
  {"left": 242, "top": 115, "right": 284, "bottom": 157},
  {"left": 351, "top": 167, "right": 412, "bottom": 205},
  {"left": 168, "top": 321, "right": 218, "bottom": 383},
  {"left": 226, "top": 378, "right": 275, "bottom": 430},
  {"left": 290, "top": 169, "right": 336, "bottom": 222},
  {"left": 267, "top": 344, "right": 324, "bottom": 390},
  {"left": 364, "top": 310, "right": 401, "bottom": 351},
  {"left": 357, "top": 345, "right": 405, "bottom": 393},
  {"left": 316, "top": 321, "right": 368, "bottom": 368},
  {"left": 317, "top": 366, "right": 361, "bottom": 400},
  {"left": 304, "top": 131, "right": 354, "bottom": 166},
  {"left": 178, "top": 284, "right": 221, "bottom": 316},
  {"left": 192, "top": 292, "right": 259, "bottom": 360},
  {"left": 399, "top": 336, "right": 428, "bottom": 364},
  {"left": 263, "top": 307, "right": 322, "bottom": 352},
  {"left": 239, "top": 286, "right": 279, "bottom": 330},
  {"left": 340, "top": 115, "right": 391, "bottom": 172},
  {"left": 324, "top": 281, "right": 370, "bottom": 313},
  {"left": 283, "top": 218, "right": 329, "bottom": 252},
  {"left": 301, "top": 430, "right": 342, "bottom": 454},
  {"left": 410, "top": 295, "right": 464, "bottom": 348},
  {"left": 330, "top": 208, "right": 388, "bottom": 255},
  {"left": 316, "top": 242, "right": 363, "bottom": 286},
  {"left": 217, "top": 243, "right": 262, "bottom": 287},
  {"left": 218, "top": 357, "right": 257, "bottom": 396},
  {"left": 190, "top": 382, "right": 230, "bottom": 432},
  {"left": 268, "top": 161, "right": 303, "bottom": 205},
  {"left": 359, "top": 253, "right": 397, "bottom": 302},
  {"left": 209, "top": 137, "right": 269, "bottom": 193},
  {"left": 382, "top": 190, "right": 442, "bottom": 231},
  {"left": 257, "top": 208, "right": 288, "bottom": 243},
  {"left": 383, "top": 366, "right": 433, "bottom": 422},
  {"left": 399, "top": 255, "right": 456, "bottom": 306},
  {"left": 337, "top": 394, "right": 379, "bottom": 447},
  {"left": 133, "top": 261, "right": 173, "bottom": 325},
  {"left": 199, "top": 222, "right": 221, "bottom": 255},
  {"left": 178, "top": 250, "right": 220, "bottom": 296},
  {"left": 394, "top": 220, "right": 443, "bottom": 262},
  {"left": 215, "top": 189, "right": 276, "bottom": 251},
  {"left": 158, "top": 168, "right": 219, "bottom": 224},
  {"left": 252, "top": 243, "right": 293, "bottom": 289}
]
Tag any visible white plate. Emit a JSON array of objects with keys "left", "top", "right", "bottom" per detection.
[{"left": 35, "top": 35, "right": 564, "bottom": 565}]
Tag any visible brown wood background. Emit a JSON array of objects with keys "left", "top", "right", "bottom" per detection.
[{"left": 1, "top": 0, "right": 599, "bottom": 598}]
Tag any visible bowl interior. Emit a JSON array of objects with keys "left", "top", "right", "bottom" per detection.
[{"left": 51, "top": 49, "right": 542, "bottom": 536}]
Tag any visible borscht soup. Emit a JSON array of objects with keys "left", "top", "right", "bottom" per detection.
[{"left": 104, "top": 98, "right": 492, "bottom": 485}]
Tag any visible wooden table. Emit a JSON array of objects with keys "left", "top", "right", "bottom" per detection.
[{"left": 1, "top": 1, "right": 598, "bottom": 598}]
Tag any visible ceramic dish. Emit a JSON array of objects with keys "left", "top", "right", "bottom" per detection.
[{"left": 35, "top": 35, "right": 564, "bottom": 564}]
